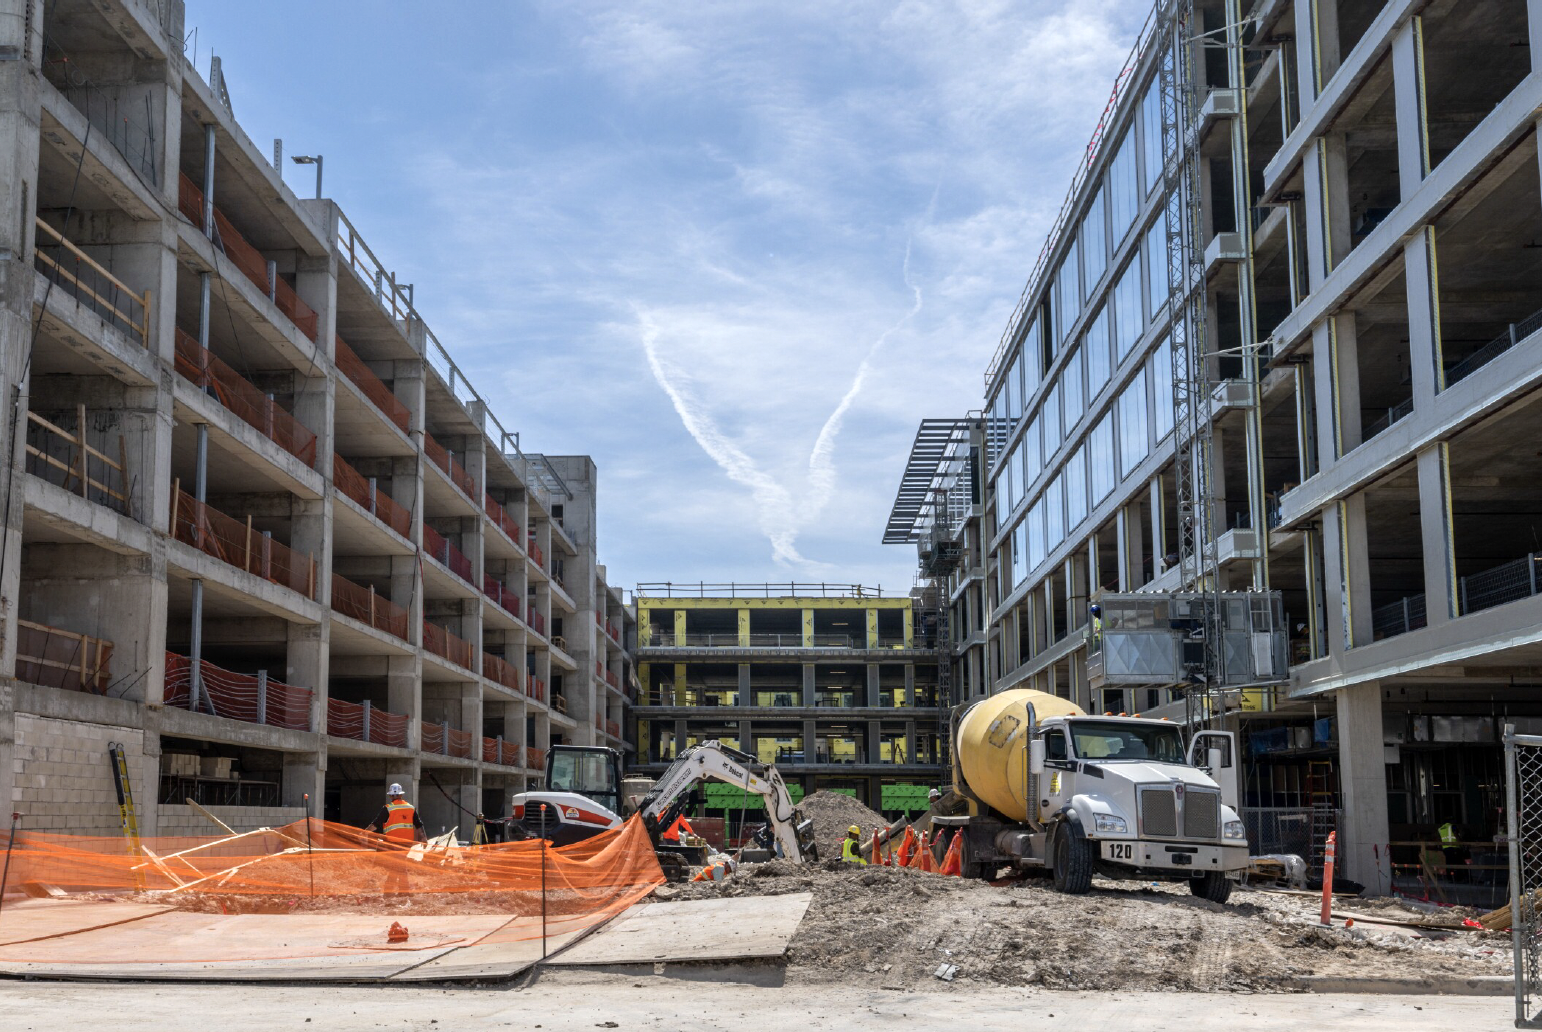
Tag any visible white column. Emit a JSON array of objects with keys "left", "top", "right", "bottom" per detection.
[{"left": 1336, "top": 682, "right": 1392, "bottom": 893}]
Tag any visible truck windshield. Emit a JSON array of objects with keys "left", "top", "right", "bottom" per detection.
[
  {"left": 547, "top": 750, "right": 617, "bottom": 808},
  {"left": 1070, "top": 721, "right": 1186, "bottom": 763}
]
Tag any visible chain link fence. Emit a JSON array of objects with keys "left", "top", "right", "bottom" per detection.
[{"left": 1506, "top": 725, "right": 1542, "bottom": 1027}]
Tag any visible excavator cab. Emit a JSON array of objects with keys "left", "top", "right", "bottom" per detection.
[{"left": 544, "top": 745, "right": 623, "bottom": 816}]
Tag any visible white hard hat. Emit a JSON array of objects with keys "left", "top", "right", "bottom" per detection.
[{"left": 388, "top": 782, "right": 405, "bottom": 796}]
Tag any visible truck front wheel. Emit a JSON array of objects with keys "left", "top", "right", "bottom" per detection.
[
  {"left": 1189, "top": 871, "right": 1232, "bottom": 904},
  {"left": 1051, "top": 828, "right": 1093, "bottom": 894}
]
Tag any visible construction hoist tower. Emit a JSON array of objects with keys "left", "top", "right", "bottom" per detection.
[{"left": 1151, "top": 0, "right": 1279, "bottom": 727}]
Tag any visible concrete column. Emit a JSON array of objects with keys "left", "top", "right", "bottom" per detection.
[
  {"left": 1302, "top": 140, "right": 1331, "bottom": 290},
  {"left": 1391, "top": 19, "right": 1427, "bottom": 197},
  {"left": 1310, "top": 0, "right": 1343, "bottom": 90},
  {"left": 1530, "top": 0, "right": 1542, "bottom": 68},
  {"left": 1331, "top": 315, "right": 1363, "bottom": 455},
  {"left": 738, "top": 718, "right": 752, "bottom": 756},
  {"left": 1310, "top": 322, "right": 1339, "bottom": 464},
  {"left": 673, "top": 609, "right": 687, "bottom": 645},
  {"left": 802, "top": 663, "right": 815, "bottom": 706},
  {"left": 1333, "top": 495, "right": 1374, "bottom": 651},
  {"left": 1115, "top": 507, "right": 1131, "bottom": 591},
  {"left": 865, "top": 664, "right": 879, "bottom": 708},
  {"left": 1293, "top": 0, "right": 1321, "bottom": 110},
  {"left": 865, "top": 608, "right": 879, "bottom": 648},
  {"left": 736, "top": 607, "right": 750, "bottom": 646},
  {"left": 1149, "top": 477, "right": 1166, "bottom": 575},
  {"left": 283, "top": 752, "right": 325, "bottom": 811},
  {"left": 802, "top": 718, "right": 816, "bottom": 764},
  {"left": 1404, "top": 228, "right": 1442, "bottom": 402},
  {"left": 865, "top": 719, "right": 880, "bottom": 766},
  {"left": 801, "top": 608, "right": 813, "bottom": 647},
  {"left": 1416, "top": 443, "right": 1457, "bottom": 625},
  {"left": 1335, "top": 682, "right": 1391, "bottom": 893},
  {"left": 737, "top": 663, "right": 750, "bottom": 705},
  {"left": 386, "top": 654, "right": 421, "bottom": 749}
]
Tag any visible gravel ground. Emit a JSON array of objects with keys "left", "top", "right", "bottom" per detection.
[{"left": 652, "top": 859, "right": 1511, "bottom": 992}]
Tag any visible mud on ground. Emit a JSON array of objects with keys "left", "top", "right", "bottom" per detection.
[{"left": 652, "top": 860, "right": 1510, "bottom": 992}]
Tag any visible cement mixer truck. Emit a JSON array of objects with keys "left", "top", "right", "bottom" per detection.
[{"left": 932, "top": 689, "right": 1248, "bottom": 902}]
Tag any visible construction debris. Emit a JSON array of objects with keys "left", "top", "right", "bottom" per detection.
[
  {"left": 656, "top": 859, "right": 1511, "bottom": 991},
  {"left": 796, "top": 791, "right": 889, "bottom": 859}
]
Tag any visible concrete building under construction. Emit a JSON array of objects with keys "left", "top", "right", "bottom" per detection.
[
  {"left": 629, "top": 585, "right": 946, "bottom": 830},
  {"left": 890, "top": 0, "right": 1541, "bottom": 904},
  {"left": 0, "top": 0, "right": 634, "bottom": 839}
]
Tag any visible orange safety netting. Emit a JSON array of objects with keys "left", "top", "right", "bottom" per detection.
[
  {"left": 0, "top": 817, "right": 665, "bottom": 962},
  {"left": 170, "top": 484, "right": 318, "bottom": 599},
  {"left": 174, "top": 329, "right": 319, "bottom": 467}
]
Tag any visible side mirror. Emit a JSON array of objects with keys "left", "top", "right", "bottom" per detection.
[
  {"left": 1207, "top": 746, "right": 1224, "bottom": 773},
  {"left": 1029, "top": 738, "right": 1047, "bottom": 775}
]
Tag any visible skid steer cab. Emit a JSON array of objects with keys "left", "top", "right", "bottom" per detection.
[{"left": 509, "top": 745, "right": 625, "bottom": 846}]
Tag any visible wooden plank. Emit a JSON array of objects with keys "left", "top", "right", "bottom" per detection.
[{"left": 549, "top": 892, "right": 812, "bottom": 966}]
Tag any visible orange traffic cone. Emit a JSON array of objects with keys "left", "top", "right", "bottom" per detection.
[
  {"left": 870, "top": 827, "right": 885, "bottom": 866},
  {"left": 905, "top": 830, "right": 925, "bottom": 869},
  {"left": 940, "top": 829, "right": 963, "bottom": 876},
  {"left": 919, "top": 831, "right": 938, "bottom": 873},
  {"left": 895, "top": 826, "right": 917, "bottom": 867},
  {"left": 909, "top": 830, "right": 930, "bottom": 870}
]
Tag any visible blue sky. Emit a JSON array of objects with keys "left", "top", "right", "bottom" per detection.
[{"left": 189, "top": 1, "right": 1148, "bottom": 594}]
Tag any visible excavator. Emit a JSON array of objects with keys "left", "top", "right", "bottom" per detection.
[{"left": 508, "top": 740, "right": 817, "bottom": 879}]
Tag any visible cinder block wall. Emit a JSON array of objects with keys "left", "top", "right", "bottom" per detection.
[{"left": 12, "top": 715, "right": 144, "bottom": 834}]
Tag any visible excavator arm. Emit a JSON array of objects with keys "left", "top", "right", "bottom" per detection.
[{"left": 638, "top": 741, "right": 814, "bottom": 861}]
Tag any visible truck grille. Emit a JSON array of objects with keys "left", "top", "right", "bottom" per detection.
[
  {"left": 1184, "top": 789, "right": 1220, "bottom": 840},
  {"left": 1139, "top": 787, "right": 1177, "bottom": 838}
]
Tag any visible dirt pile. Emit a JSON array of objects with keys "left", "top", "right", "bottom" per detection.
[
  {"left": 797, "top": 791, "right": 888, "bottom": 858},
  {"left": 657, "top": 861, "right": 1511, "bottom": 992}
]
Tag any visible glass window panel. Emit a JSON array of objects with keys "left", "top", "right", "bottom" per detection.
[
  {"left": 1081, "top": 187, "right": 1107, "bottom": 298},
  {"left": 1027, "top": 496, "right": 1046, "bottom": 572},
  {"left": 1011, "top": 519, "right": 1027, "bottom": 588},
  {"left": 1141, "top": 79, "right": 1164, "bottom": 196},
  {"left": 1042, "top": 382, "right": 1062, "bottom": 457},
  {"left": 1054, "top": 243, "right": 1080, "bottom": 347},
  {"left": 1114, "top": 261, "right": 1143, "bottom": 362},
  {"left": 1086, "top": 307, "right": 1111, "bottom": 397},
  {"left": 1062, "top": 347, "right": 1085, "bottom": 432},
  {"left": 1005, "top": 351, "right": 1021, "bottom": 428},
  {"left": 1045, "top": 474, "right": 1065, "bottom": 552},
  {"left": 988, "top": 389, "right": 1006, "bottom": 470},
  {"left": 1109, "top": 129, "right": 1139, "bottom": 245},
  {"left": 1004, "top": 441, "right": 1022, "bottom": 514},
  {"left": 1023, "top": 413, "right": 1042, "bottom": 486},
  {"left": 1145, "top": 219, "right": 1169, "bottom": 318},
  {"left": 1091, "top": 413, "right": 1117, "bottom": 502},
  {"left": 1021, "top": 317, "right": 1041, "bottom": 398},
  {"left": 1151, "top": 334, "right": 1174, "bottom": 439},
  {"left": 1118, "top": 368, "right": 1150, "bottom": 478},
  {"left": 1065, "top": 445, "right": 1088, "bottom": 529}
]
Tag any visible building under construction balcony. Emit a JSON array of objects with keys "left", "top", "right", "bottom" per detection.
[
  {"left": 887, "top": 0, "right": 1542, "bottom": 906},
  {"left": 0, "top": 0, "right": 634, "bottom": 839}
]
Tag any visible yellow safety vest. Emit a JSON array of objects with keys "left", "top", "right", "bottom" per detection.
[
  {"left": 841, "top": 837, "right": 868, "bottom": 865},
  {"left": 383, "top": 799, "right": 417, "bottom": 842},
  {"left": 1438, "top": 822, "right": 1457, "bottom": 845}
]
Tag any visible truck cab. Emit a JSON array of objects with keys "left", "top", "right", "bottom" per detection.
[{"left": 1029, "top": 716, "right": 1248, "bottom": 900}]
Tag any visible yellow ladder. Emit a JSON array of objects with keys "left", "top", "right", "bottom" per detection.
[{"left": 109, "top": 742, "right": 142, "bottom": 854}]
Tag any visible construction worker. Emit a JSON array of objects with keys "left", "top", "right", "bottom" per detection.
[
  {"left": 841, "top": 824, "right": 867, "bottom": 865},
  {"left": 366, "top": 783, "right": 427, "bottom": 844}
]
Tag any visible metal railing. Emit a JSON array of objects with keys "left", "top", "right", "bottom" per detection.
[
  {"left": 1460, "top": 553, "right": 1542, "bottom": 616},
  {"left": 60, "top": 86, "right": 161, "bottom": 185},
  {"left": 1370, "top": 593, "right": 1426, "bottom": 641},
  {"left": 635, "top": 582, "right": 891, "bottom": 598},
  {"left": 33, "top": 218, "right": 150, "bottom": 346},
  {"left": 1361, "top": 396, "right": 1413, "bottom": 442},
  {"left": 1446, "top": 305, "right": 1542, "bottom": 386}
]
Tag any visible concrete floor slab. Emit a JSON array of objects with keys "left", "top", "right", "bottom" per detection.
[{"left": 0, "top": 899, "right": 172, "bottom": 946}]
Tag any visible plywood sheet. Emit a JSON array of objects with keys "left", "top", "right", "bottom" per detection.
[
  {"left": 0, "top": 899, "right": 172, "bottom": 946},
  {"left": 550, "top": 892, "right": 812, "bottom": 966}
]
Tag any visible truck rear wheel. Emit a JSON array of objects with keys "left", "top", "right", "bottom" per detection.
[
  {"left": 1189, "top": 871, "right": 1232, "bottom": 904},
  {"left": 1051, "top": 828, "right": 1093, "bottom": 894}
]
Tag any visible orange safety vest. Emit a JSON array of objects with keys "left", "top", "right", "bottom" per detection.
[{"left": 382, "top": 799, "right": 417, "bottom": 842}]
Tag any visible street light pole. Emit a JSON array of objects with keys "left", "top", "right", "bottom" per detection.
[{"left": 291, "top": 154, "right": 323, "bottom": 199}]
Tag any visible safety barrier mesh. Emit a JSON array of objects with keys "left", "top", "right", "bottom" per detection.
[
  {"left": 483, "top": 652, "right": 522, "bottom": 694},
  {"left": 424, "top": 434, "right": 477, "bottom": 498},
  {"left": 170, "top": 486, "right": 317, "bottom": 599},
  {"left": 326, "top": 699, "right": 408, "bottom": 748},
  {"left": 484, "top": 493, "right": 522, "bottom": 545},
  {"left": 179, "top": 174, "right": 319, "bottom": 341},
  {"left": 330, "top": 573, "right": 410, "bottom": 642},
  {"left": 423, "top": 524, "right": 474, "bottom": 585},
  {"left": 174, "top": 329, "right": 318, "bottom": 466},
  {"left": 423, "top": 620, "right": 477, "bottom": 671},
  {"left": 164, "top": 652, "right": 313, "bottom": 731},
  {"left": 483, "top": 576, "right": 522, "bottom": 621},
  {"left": 334, "top": 335, "right": 412, "bottom": 434},
  {"left": 332, "top": 453, "right": 412, "bottom": 540},
  {"left": 0, "top": 817, "right": 665, "bottom": 963}
]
